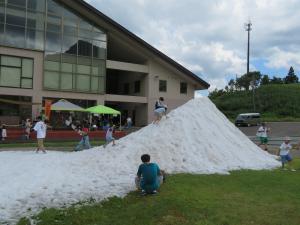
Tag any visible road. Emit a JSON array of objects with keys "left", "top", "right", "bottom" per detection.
[{"left": 238, "top": 122, "right": 300, "bottom": 157}]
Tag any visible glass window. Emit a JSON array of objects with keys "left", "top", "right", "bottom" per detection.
[
  {"left": 44, "top": 71, "right": 59, "bottom": 89},
  {"left": 47, "top": 0, "right": 62, "bottom": 15},
  {"left": 91, "top": 76, "right": 99, "bottom": 92},
  {"left": 0, "top": 67, "right": 21, "bottom": 87},
  {"left": 45, "top": 52, "right": 60, "bottom": 61},
  {"left": 61, "top": 63, "right": 72, "bottom": 73},
  {"left": 76, "top": 64, "right": 90, "bottom": 74},
  {"left": 7, "top": 0, "right": 25, "bottom": 8},
  {"left": 159, "top": 80, "right": 167, "bottom": 92},
  {"left": 22, "top": 58, "right": 33, "bottom": 78},
  {"left": 21, "top": 78, "right": 32, "bottom": 88},
  {"left": 92, "top": 59, "right": 105, "bottom": 76},
  {"left": 0, "top": 4, "right": 4, "bottom": 23},
  {"left": 76, "top": 74, "right": 90, "bottom": 91},
  {"left": 93, "top": 40, "right": 106, "bottom": 59},
  {"left": 27, "top": 11, "right": 44, "bottom": 30},
  {"left": 62, "top": 54, "right": 76, "bottom": 64},
  {"left": 123, "top": 83, "right": 129, "bottom": 95},
  {"left": 61, "top": 73, "right": 73, "bottom": 90},
  {"left": 6, "top": 4, "right": 25, "bottom": 26},
  {"left": 94, "top": 32, "right": 106, "bottom": 42},
  {"left": 1, "top": 55, "right": 21, "bottom": 67},
  {"left": 180, "top": 82, "right": 187, "bottom": 94},
  {"left": 78, "top": 39, "right": 92, "bottom": 57},
  {"left": 0, "top": 23, "right": 4, "bottom": 43},
  {"left": 99, "top": 76, "right": 105, "bottom": 93},
  {"left": 44, "top": 61, "right": 60, "bottom": 71},
  {"left": 79, "top": 19, "right": 92, "bottom": 31},
  {"left": 46, "top": 31, "right": 61, "bottom": 51},
  {"left": 26, "top": 28, "right": 44, "bottom": 50},
  {"left": 5, "top": 24, "right": 25, "bottom": 48},
  {"left": 134, "top": 80, "right": 140, "bottom": 93},
  {"left": 28, "top": 0, "right": 45, "bottom": 12},
  {"left": 62, "top": 35, "right": 77, "bottom": 54}
]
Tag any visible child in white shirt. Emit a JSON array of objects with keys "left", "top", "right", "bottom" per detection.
[{"left": 278, "top": 136, "right": 295, "bottom": 171}]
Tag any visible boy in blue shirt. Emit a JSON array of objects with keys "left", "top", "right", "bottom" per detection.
[{"left": 136, "top": 154, "right": 162, "bottom": 195}]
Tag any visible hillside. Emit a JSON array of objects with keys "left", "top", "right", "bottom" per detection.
[{"left": 209, "top": 84, "right": 300, "bottom": 120}]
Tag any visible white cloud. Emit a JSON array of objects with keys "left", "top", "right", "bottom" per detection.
[{"left": 86, "top": 0, "right": 300, "bottom": 88}]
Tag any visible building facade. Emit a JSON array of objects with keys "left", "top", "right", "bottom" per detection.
[{"left": 0, "top": 0, "right": 209, "bottom": 126}]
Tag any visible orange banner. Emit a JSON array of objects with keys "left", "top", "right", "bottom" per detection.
[{"left": 44, "top": 100, "right": 52, "bottom": 120}]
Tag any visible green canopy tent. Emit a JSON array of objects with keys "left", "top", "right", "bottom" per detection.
[{"left": 85, "top": 105, "right": 121, "bottom": 130}]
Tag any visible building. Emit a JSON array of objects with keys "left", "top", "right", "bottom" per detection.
[{"left": 0, "top": 0, "right": 209, "bottom": 126}]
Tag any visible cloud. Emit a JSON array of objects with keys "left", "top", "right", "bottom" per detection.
[{"left": 85, "top": 0, "right": 300, "bottom": 89}]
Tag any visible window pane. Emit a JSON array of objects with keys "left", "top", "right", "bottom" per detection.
[
  {"left": 159, "top": 80, "right": 167, "bottom": 92},
  {"left": 7, "top": 0, "right": 25, "bottom": 8},
  {"left": 79, "top": 19, "right": 92, "bottom": 31},
  {"left": 62, "top": 54, "right": 76, "bottom": 64},
  {"left": 47, "top": 0, "right": 62, "bottom": 15},
  {"left": 1, "top": 55, "right": 21, "bottom": 66},
  {"left": 61, "top": 63, "right": 72, "bottom": 72},
  {"left": 0, "top": 4, "right": 4, "bottom": 23},
  {"left": 63, "top": 35, "right": 77, "bottom": 54},
  {"left": 76, "top": 74, "right": 90, "bottom": 91},
  {"left": 45, "top": 52, "right": 60, "bottom": 61},
  {"left": 44, "top": 71, "right": 59, "bottom": 89},
  {"left": 28, "top": 0, "right": 45, "bottom": 12},
  {"left": 6, "top": 5, "right": 26, "bottom": 26},
  {"left": 92, "top": 59, "right": 105, "bottom": 76},
  {"left": 0, "top": 67, "right": 21, "bottom": 87},
  {"left": 99, "top": 76, "right": 105, "bottom": 93},
  {"left": 44, "top": 61, "right": 60, "bottom": 71},
  {"left": 22, "top": 59, "right": 33, "bottom": 78},
  {"left": 134, "top": 80, "right": 140, "bottom": 93},
  {"left": 61, "top": 73, "right": 73, "bottom": 90},
  {"left": 180, "top": 82, "right": 187, "bottom": 94},
  {"left": 27, "top": 11, "right": 44, "bottom": 30},
  {"left": 26, "top": 28, "right": 44, "bottom": 50},
  {"left": 21, "top": 78, "right": 32, "bottom": 88},
  {"left": 5, "top": 24, "right": 25, "bottom": 48},
  {"left": 46, "top": 31, "right": 61, "bottom": 51},
  {"left": 94, "top": 32, "right": 106, "bottom": 41},
  {"left": 91, "top": 76, "right": 98, "bottom": 92},
  {"left": 0, "top": 23, "right": 4, "bottom": 43},
  {"left": 93, "top": 40, "right": 106, "bottom": 59},
  {"left": 77, "top": 64, "right": 90, "bottom": 74},
  {"left": 78, "top": 39, "right": 92, "bottom": 57}
]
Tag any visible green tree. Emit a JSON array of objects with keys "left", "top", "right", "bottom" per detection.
[
  {"left": 236, "top": 71, "right": 262, "bottom": 90},
  {"left": 270, "top": 76, "right": 283, "bottom": 84},
  {"left": 284, "top": 66, "right": 298, "bottom": 83},
  {"left": 228, "top": 79, "right": 235, "bottom": 91},
  {"left": 261, "top": 75, "right": 270, "bottom": 85}
]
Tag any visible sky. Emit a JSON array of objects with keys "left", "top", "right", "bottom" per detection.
[{"left": 85, "top": 0, "right": 300, "bottom": 94}]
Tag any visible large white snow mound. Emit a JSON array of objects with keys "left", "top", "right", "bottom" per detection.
[{"left": 0, "top": 97, "right": 280, "bottom": 224}]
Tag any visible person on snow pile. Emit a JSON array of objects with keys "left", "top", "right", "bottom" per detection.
[
  {"left": 153, "top": 97, "right": 168, "bottom": 124},
  {"left": 74, "top": 124, "right": 92, "bottom": 151},
  {"left": 1, "top": 124, "right": 7, "bottom": 141},
  {"left": 33, "top": 116, "right": 48, "bottom": 153},
  {"left": 256, "top": 122, "right": 270, "bottom": 151},
  {"left": 135, "top": 154, "right": 165, "bottom": 195},
  {"left": 278, "top": 136, "right": 296, "bottom": 171},
  {"left": 103, "top": 124, "right": 116, "bottom": 148}
]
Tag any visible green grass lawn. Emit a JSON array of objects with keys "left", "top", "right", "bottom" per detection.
[
  {"left": 17, "top": 159, "right": 300, "bottom": 225},
  {"left": 0, "top": 140, "right": 105, "bottom": 149}
]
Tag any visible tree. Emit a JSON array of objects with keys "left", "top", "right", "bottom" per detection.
[
  {"left": 228, "top": 79, "right": 235, "bottom": 91},
  {"left": 270, "top": 76, "right": 283, "bottom": 84},
  {"left": 236, "top": 71, "right": 262, "bottom": 90},
  {"left": 284, "top": 66, "right": 298, "bottom": 84},
  {"left": 261, "top": 75, "right": 270, "bottom": 85}
]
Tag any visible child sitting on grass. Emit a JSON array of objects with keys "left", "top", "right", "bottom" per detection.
[{"left": 278, "top": 136, "right": 296, "bottom": 171}]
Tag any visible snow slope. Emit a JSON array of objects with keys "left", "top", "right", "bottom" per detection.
[{"left": 0, "top": 97, "right": 280, "bottom": 224}]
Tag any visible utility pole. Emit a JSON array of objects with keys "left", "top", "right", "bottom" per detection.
[{"left": 245, "top": 21, "right": 255, "bottom": 111}]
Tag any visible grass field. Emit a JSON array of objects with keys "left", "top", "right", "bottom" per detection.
[{"left": 17, "top": 159, "right": 300, "bottom": 225}]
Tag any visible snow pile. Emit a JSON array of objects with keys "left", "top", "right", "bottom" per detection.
[{"left": 0, "top": 97, "right": 280, "bottom": 224}]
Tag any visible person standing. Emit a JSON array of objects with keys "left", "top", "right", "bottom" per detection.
[
  {"left": 24, "top": 118, "right": 32, "bottom": 140},
  {"left": 104, "top": 125, "right": 116, "bottom": 148},
  {"left": 126, "top": 116, "right": 132, "bottom": 129},
  {"left": 33, "top": 116, "right": 47, "bottom": 153},
  {"left": 278, "top": 136, "right": 296, "bottom": 171},
  {"left": 256, "top": 122, "right": 270, "bottom": 151}
]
